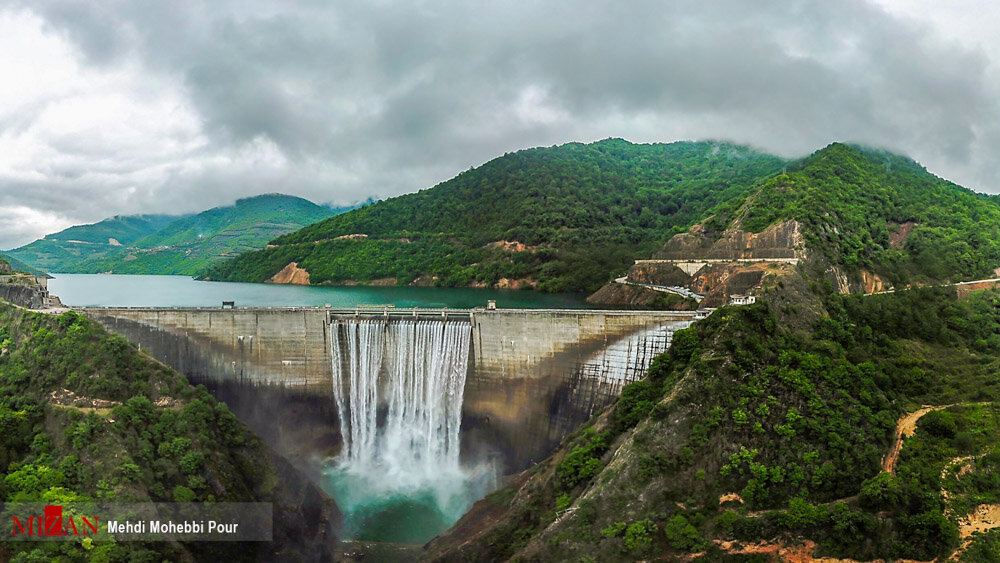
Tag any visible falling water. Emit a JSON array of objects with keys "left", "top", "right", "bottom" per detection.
[{"left": 325, "top": 318, "right": 483, "bottom": 543}]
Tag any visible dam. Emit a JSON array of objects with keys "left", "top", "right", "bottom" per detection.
[{"left": 80, "top": 306, "right": 697, "bottom": 471}]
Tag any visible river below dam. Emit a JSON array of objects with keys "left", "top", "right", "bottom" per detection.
[{"left": 48, "top": 273, "right": 589, "bottom": 309}]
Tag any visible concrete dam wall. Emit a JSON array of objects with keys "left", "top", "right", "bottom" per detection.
[{"left": 80, "top": 307, "right": 695, "bottom": 471}]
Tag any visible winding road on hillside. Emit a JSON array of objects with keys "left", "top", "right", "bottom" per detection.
[{"left": 613, "top": 276, "right": 705, "bottom": 300}]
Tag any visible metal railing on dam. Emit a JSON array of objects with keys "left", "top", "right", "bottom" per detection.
[{"left": 79, "top": 305, "right": 700, "bottom": 470}]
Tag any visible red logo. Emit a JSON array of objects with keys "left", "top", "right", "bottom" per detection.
[{"left": 11, "top": 505, "right": 99, "bottom": 536}]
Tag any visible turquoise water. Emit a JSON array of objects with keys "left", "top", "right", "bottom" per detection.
[
  {"left": 48, "top": 274, "right": 589, "bottom": 309},
  {"left": 323, "top": 465, "right": 478, "bottom": 543}
]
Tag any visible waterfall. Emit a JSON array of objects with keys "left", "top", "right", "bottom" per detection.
[
  {"left": 326, "top": 318, "right": 476, "bottom": 541},
  {"left": 331, "top": 318, "right": 470, "bottom": 473}
]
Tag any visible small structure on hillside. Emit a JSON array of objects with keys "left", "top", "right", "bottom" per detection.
[
  {"left": 487, "top": 300, "right": 497, "bottom": 310},
  {"left": 729, "top": 294, "right": 756, "bottom": 306}
]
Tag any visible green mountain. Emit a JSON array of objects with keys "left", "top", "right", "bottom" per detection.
[
  {"left": 734, "top": 143, "right": 1000, "bottom": 285},
  {"left": 208, "top": 142, "right": 1000, "bottom": 294},
  {"left": 5, "top": 214, "right": 180, "bottom": 273},
  {"left": 422, "top": 143, "right": 1000, "bottom": 561},
  {"left": 7, "top": 194, "right": 338, "bottom": 276},
  {"left": 201, "top": 139, "right": 787, "bottom": 292},
  {"left": 0, "top": 304, "right": 338, "bottom": 560},
  {"left": 46, "top": 214, "right": 180, "bottom": 245}
]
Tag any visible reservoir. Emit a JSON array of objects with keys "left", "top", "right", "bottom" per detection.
[{"left": 48, "top": 273, "right": 589, "bottom": 309}]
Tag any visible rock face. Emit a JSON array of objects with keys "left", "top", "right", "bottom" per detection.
[
  {"left": 0, "top": 283, "right": 47, "bottom": 309},
  {"left": 861, "top": 269, "right": 888, "bottom": 294},
  {"left": 690, "top": 264, "right": 770, "bottom": 307},
  {"left": 485, "top": 240, "right": 540, "bottom": 253},
  {"left": 587, "top": 220, "right": 809, "bottom": 308},
  {"left": 957, "top": 280, "right": 1000, "bottom": 299},
  {"left": 889, "top": 221, "right": 915, "bottom": 250},
  {"left": 260, "top": 451, "right": 342, "bottom": 562},
  {"left": 0, "top": 259, "right": 11, "bottom": 274},
  {"left": 268, "top": 262, "right": 311, "bottom": 285},
  {"left": 654, "top": 220, "right": 806, "bottom": 260}
]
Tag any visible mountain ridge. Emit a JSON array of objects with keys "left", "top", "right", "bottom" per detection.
[
  {"left": 6, "top": 193, "right": 344, "bottom": 276},
  {"left": 202, "top": 139, "right": 788, "bottom": 292}
]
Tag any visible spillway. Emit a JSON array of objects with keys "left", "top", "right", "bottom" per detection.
[{"left": 325, "top": 318, "right": 482, "bottom": 542}]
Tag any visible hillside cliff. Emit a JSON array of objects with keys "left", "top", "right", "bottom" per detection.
[
  {"left": 426, "top": 281, "right": 1000, "bottom": 561},
  {"left": 654, "top": 219, "right": 806, "bottom": 261}
]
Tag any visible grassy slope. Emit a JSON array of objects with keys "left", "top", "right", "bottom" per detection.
[
  {"left": 425, "top": 280, "right": 1000, "bottom": 562},
  {"left": 0, "top": 304, "right": 338, "bottom": 560},
  {"left": 46, "top": 215, "right": 180, "bottom": 244},
  {"left": 202, "top": 139, "right": 786, "bottom": 292}
]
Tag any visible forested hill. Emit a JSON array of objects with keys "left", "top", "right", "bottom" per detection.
[
  {"left": 202, "top": 140, "right": 786, "bottom": 292},
  {"left": 0, "top": 303, "right": 339, "bottom": 560},
  {"left": 46, "top": 214, "right": 180, "bottom": 245},
  {"left": 733, "top": 143, "right": 1000, "bottom": 286},
  {"left": 6, "top": 194, "right": 338, "bottom": 276}
]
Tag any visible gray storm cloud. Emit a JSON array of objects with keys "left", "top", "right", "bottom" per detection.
[{"left": 1, "top": 0, "right": 998, "bottom": 249}]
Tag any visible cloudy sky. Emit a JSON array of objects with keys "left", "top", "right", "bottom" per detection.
[{"left": 1, "top": 0, "right": 999, "bottom": 249}]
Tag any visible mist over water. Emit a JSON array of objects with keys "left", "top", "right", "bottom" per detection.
[{"left": 325, "top": 319, "right": 496, "bottom": 542}]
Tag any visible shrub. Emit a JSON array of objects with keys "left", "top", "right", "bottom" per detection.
[
  {"left": 172, "top": 485, "right": 196, "bottom": 502},
  {"left": 919, "top": 410, "right": 957, "bottom": 439},
  {"left": 624, "top": 519, "right": 655, "bottom": 554},
  {"left": 664, "top": 514, "right": 702, "bottom": 551}
]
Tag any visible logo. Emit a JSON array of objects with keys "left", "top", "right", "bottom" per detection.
[{"left": 11, "top": 505, "right": 99, "bottom": 537}]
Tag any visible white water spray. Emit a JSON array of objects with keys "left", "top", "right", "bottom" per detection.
[{"left": 327, "top": 319, "right": 476, "bottom": 540}]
